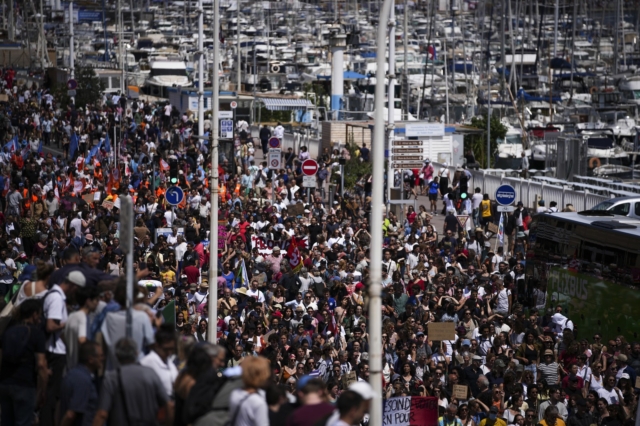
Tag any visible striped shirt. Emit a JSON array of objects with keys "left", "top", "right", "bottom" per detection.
[{"left": 538, "top": 361, "right": 559, "bottom": 384}]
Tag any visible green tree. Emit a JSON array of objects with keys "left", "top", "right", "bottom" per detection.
[
  {"left": 332, "top": 143, "right": 372, "bottom": 189},
  {"left": 466, "top": 114, "right": 508, "bottom": 168},
  {"left": 51, "top": 66, "right": 105, "bottom": 110}
]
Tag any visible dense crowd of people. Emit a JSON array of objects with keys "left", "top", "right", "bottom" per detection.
[{"left": 0, "top": 70, "right": 637, "bottom": 426}]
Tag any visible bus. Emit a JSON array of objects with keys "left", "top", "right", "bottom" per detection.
[{"left": 527, "top": 211, "right": 640, "bottom": 340}]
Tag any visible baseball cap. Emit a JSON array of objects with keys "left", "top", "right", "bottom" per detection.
[
  {"left": 66, "top": 271, "right": 86, "bottom": 287},
  {"left": 349, "top": 381, "right": 376, "bottom": 400}
]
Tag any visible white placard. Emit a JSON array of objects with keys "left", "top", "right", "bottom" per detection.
[
  {"left": 303, "top": 175, "right": 317, "bottom": 187},
  {"left": 219, "top": 111, "right": 233, "bottom": 119}
]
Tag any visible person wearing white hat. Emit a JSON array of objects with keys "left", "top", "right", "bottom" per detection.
[{"left": 41, "top": 270, "right": 86, "bottom": 425}]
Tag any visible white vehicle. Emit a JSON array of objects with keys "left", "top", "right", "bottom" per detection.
[
  {"left": 144, "top": 58, "right": 192, "bottom": 98},
  {"left": 591, "top": 197, "right": 640, "bottom": 220}
]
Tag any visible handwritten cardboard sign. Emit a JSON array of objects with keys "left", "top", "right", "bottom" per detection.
[
  {"left": 427, "top": 322, "right": 456, "bottom": 341},
  {"left": 452, "top": 384, "right": 468, "bottom": 400},
  {"left": 101, "top": 200, "right": 114, "bottom": 210}
]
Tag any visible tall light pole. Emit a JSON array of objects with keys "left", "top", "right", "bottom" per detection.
[
  {"left": 370, "top": 0, "right": 394, "bottom": 424},
  {"left": 69, "top": 2, "right": 75, "bottom": 105},
  {"left": 197, "top": 0, "right": 204, "bottom": 137},
  {"left": 207, "top": 0, "right": 220, "bottom": 344}
]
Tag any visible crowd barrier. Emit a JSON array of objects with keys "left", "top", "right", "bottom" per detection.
[{"left": 432, "top": 163, "right": 611, "bottom": 210}]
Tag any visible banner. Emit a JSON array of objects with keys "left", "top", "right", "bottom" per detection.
[
  {"left": 251, "top": 235, "right": 308, "bottom": 254},
  {"left": 498, "top": 213, "right": 504, "bottom": 245},
  {"left": 383, "top": 397, "right": 438, "bottom": 426}
]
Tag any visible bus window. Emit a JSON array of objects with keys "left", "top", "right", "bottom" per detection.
[{"left": 611, "top": 203, "right": 630, "bottom": 216}]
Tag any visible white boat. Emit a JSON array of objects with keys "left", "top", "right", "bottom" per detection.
[{"left": 143, "top": 58, "right": 192, "bottom": 98}]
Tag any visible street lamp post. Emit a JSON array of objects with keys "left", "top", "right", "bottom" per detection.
[
  {"left": 207, "top": 0, "right": 220, "bottom": 344},
  {"left": 370, "top": 0, "right": 394, "bottom": 424}
]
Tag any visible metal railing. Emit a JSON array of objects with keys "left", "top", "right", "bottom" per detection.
[{"left": 432, "top": 163, "right": 611, "bottom": 210}]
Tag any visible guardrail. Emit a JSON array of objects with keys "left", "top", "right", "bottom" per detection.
[{"left": 432, "top": 163, "right": 611, "bottom": 210}]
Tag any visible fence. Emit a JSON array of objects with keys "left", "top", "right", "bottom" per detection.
[{"left": 432, "top": 163, "right": 610, "bottom": 210}]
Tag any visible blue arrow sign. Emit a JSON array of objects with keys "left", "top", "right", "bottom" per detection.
[
  {"left": 166, "top": 186, "right": 184, "bottom": 206},
  {"left": 495, "top": 184, "right": 517, "bottom": 206}
]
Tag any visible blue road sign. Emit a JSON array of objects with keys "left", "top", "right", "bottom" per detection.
[
  {"left": 166, "top": 186, "right": 185, "bottom": 206},
  {"left": 495, "top": 184, "right": 517, "bottom": 206},
  {"left": 268, "top": 137, "right": 280, "bottom": 148}
]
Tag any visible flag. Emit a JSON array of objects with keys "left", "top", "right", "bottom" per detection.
[
  {"left": 86, "top": 139, "right": 103, "bottom": 164},
  {"left": 3, "top": 135, "right": 18, "bottom": 152},
  {"left": 287, "top": 237, "right": 303, "bottom": 273},
  {"left": 69, "top": 133, "right": 79, "bottom": 160},
  {"left": 54, "top": 186, "right": 60, "bottom": 200},
  {"left": 428, "top": 45, "right": 437, "bottom": 60},
  {"left": 38, "top": 139, "right": 43, "bottom": 154},
  {"left": 498, "top": 213, "right": 504, "bottom": 245},
  {"left": 104, "top": 132, "right": 111, "bottom": 153},
  {"left": 161, "top": 300, "right": 176, "bottom": 325},
  {"left": 75, "top": 156, "right": 85, "bottom": 170},
  {"left": 160, "top": 159, "right": 170, "bottom": 171},
  {"left": 234, "top": 259, "right": 249, "bottom": 289}
]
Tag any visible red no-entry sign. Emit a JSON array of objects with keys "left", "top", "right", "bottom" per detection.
[{"left": 301, "top": 159, "right": 319, "bottom": 176}]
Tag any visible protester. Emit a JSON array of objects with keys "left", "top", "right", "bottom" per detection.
[{"left": 0, "top": 80, "right": 635, "bottom": 426}]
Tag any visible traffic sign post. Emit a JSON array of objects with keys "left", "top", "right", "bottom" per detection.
[
  {"left": 166, "top": 186, "right": 185, "bottom": 206},
  {"left": 268, "top": 149, "right": 282, "bottom": 170},
  {"left": 67, "top": 79, "right": 77, "bottom": 90},
  {"left": 230, "top": 101, "right": 238, "bottom": 109},
  {"left": 301, "top": 159, "right": 319, "bottom": 176},
  {"left": 495, "top": 184, "right": 517, "bottom": 206},
  {"left": 497, "top": 206, "right": 515, "bottom": 212},
  {"left": 268, "top": 137, "right": 280, "bottom": 149}
]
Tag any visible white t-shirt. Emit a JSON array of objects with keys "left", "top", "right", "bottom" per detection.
[
  {"left": 44, "top": 285, "right": 68, "bottom": 354},
  {"left": 64, "top": 310, "right": 87, "bottom": 369},
  {"left": 472, "top": 193, "right": 483, "bottom": 209},
  {"left": 597, "top": 387, "right": 621, "bottom": 405},
  {"left": 496, "top": 288, "right": 511, "bottom": 313},
  {"left": 140, "top": 350, "right": 179, "bottom": 397}
]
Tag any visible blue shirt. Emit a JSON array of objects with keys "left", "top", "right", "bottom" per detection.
[{"left": 59, "top": 364, "right": 98, "bottom": 426}]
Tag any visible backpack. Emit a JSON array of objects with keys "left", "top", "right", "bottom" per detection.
[{"left": 2, "top": 324, "right": 32, "bottom": 363}]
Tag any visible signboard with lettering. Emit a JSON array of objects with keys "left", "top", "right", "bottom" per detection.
[
  {"left": 383, "top": 396, "right": 438, "bottom": 426},
  {"left": 427, "top": 322, "right": 456, "bottom": 341},
  {"left": 405, "top": 123, "right": 445, "bottom": 137}
]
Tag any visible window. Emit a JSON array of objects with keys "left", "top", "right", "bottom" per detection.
[{"left": 611, "top": 203, "right": 630, "bottom": 216}]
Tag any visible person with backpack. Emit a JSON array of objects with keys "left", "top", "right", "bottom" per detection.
[
  {"left": 0, "top": 298, "right": 48, "bottom": 426},
  {"left": 40, "top": 270, "right": 87, "bottom": 426}
]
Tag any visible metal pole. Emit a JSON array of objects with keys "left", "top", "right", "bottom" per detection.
[
  {"left": 198, "top": 0, "right": 204, "bottom": 137},
  {"left": 208, "top": 0, "right": 220, "bottom": 344},
  {"left": 236, "top": 3, "right": 241, "bottom": 94},
  {"left": 118, "top": 0, "right": 124, "bottom": 94},
  {"left": 8, "top": 0, "right": 14, "bottom": 41},
  {"left": 386, "top": 1, "right": 396, "bottom": 208},
  {"left": 487, "top": 93, "right": 491, "bottom": 169},
  {"left": 553, "top": 0, "right": 559, "bottom": 57},
  {"left": 69, "top": 2, "right": 75, "bottom": 104},
  {"left": 403, "top": 0, "right": 408, "bottom": 120},
  {"left": 371, "top": 0, "right": 393, "bottom": 424},
  {"left": 120, "top": 196, "right": 134, "bottom": 339},
  {"left": 340, "top": 164, "right": 344, "bottom": 197}
]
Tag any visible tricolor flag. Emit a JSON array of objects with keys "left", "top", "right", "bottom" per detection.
[
  {"left": 75, "top": 156, "right": 85, "bottom": 170},
  {"left": 497, "top": 213, "right": 504, "bottom": 245},
  {"left": 160, "top": 159, "right": 170, "bottom": 171}
]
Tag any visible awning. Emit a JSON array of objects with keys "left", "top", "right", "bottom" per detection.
[{"left": 259, "top": 98, "right": 313, "bottom": 111}]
